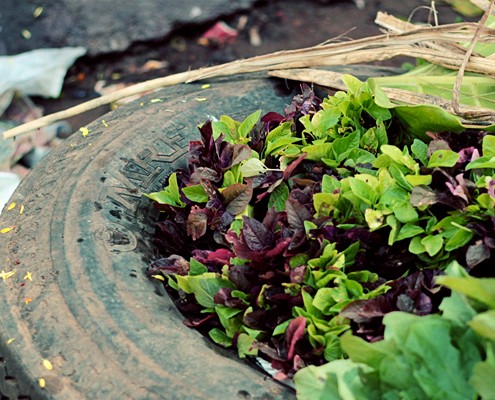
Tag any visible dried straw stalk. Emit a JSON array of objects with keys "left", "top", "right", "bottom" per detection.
[{"left": 3, "top": 20, "right": 495, "bottom": 140}]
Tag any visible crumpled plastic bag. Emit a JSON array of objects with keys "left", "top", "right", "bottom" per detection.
[{"left": 0, "top": 47, "right": 86, "bottom": 100}]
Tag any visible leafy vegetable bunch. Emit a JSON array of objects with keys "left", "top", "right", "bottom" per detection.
[{"left": 146, "top": 75, "right": 495, "bottom": 391}]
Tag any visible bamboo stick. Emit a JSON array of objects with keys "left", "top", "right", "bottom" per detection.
[{"left": 3, "top": 21, "right": 495, "bottom": 140}]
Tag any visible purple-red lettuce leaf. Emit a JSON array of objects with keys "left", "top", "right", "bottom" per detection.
[
  {"left": 340, "top": 269, "right": 447, "bottom": 342},
  {"left": 222, "top": 181, "right": 253, "bottom": 215}
]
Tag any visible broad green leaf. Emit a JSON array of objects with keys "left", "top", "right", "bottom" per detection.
[
  {"left": 189, "top": 258, "right": 208, "bottom": 276},
  {"left": 437, "top": 276, "right": 495, "bottom": 309},
  {"left": 343, "top": 279, "right": 363, "bottom": 298},
  {"left": 239, "top": 158, "right": 268, "bottom": 177},
  {"left": 294, "top": 359, "right": 371, "bottom": 400},
  {"left": 469, "top": 310, "right": 495, "bottom": 340},
  {"left": 176, "top": 273, "right": 235, "bottom": 308},
  {"left": 348, "top": 177, "right": 376, "bottom": 205},
  {"left": 446, "top": 0, "right": 483, "bottom": 17},
  {"left": 371, "top": 69, "right": 495, "bottom": 110},
  {"left": 482, "top": 134, "right": 495, "bottom": 157},
  {"left": 322, "top": 174, "right": 342, "bottom": 193},
  {"left": 313, "top": 288, "right": 337, "bottom": 315},
  {"left": 264, "top": 135, "right": 302, "bottom": 157},
  {"left": 344, "top": 148, "right": 376, "bottom": 168},
  {"left": 411, "top": 139, "right": 429, "bottom": 166},
  {"left": 385, "top": 214, "right": 399, "bottom": 245},
  {"left": 342, "top": 73, "right": 365, "bottom": 94},
  {"left": 396, "top": 223, "right": 424, "bottom": 242},
  {"left": 145, "top": 172, "right": 185, "bottom": 207},
  {"left": 302, "top": 143, "right": 333, "bottom": 161},
  {"left": 421, "top": 234, "right": 444, "bottom": 257},
  {"left": 237, "top": 333, "right": 258, "bottom": 358},
  {"left": 273, "top": 319, "right": 291, "bottom": 336},
  {"left": 323, "top": 333, "right": 343, "bottom": 361},
  {"left": 222, "top": 170, "right": 238, "bottom": 187},
  {"left": 308, "top": 323, "right": 325, "bottom": 347},
  {"left": 333, "top": 131, "right": 360, "bottom": 161},
  {"left": 393, "top": 104, "right": 464, "bottom": 138},
  {"left": 265, "top": 121, "right": 292, "bottom": 142},
  {"left": 311, "top": 106, "right": 342, "bottom": 137},
  {"left": 209, "top": 328, "right": 233, "bottom": 347},
  {"left": 182, "top": 184, "right": 208, "bottom": 203},
  {"left": 313, "top": 192, "right": 340, "bottom": 216},
  {"left": 388, "top": 164, "right": 414, "bottom": 191},
  {"left": 215, "top": 305, "right": 243, "bottom": 337},
  {"left": 477, "top": 193, "right": 495, "bottom": 210},
  {"left": 365, "top": 208, "right": 384, "bottom": 230},
  {"left": 444, "top": 228, "right": 473, "bottom": 251},
  {"left": 238, "top": 110, "right": 261, "bottom": 139},
  {"left": 466, "top": 155, "right": 495, "bottom": 170},
  {"left": 380, "top": 145, "right": 407, "bottom": 165},
  {"left": 341, "top": 331, "right": 390, "bottom": 368},
  {"left": 268, "top": 182, "right": 289, "bottom": 212},
  {"left": 393, "top": 203, "right": 419, "bottom": 223},
  {"left": 470, "top": 344, "right": 495, "bottom": 399},
  {"left": 409, "top": 236, "right": 426, "bottom": 254},
  {"left": 218, "top": 115, "right": 240, "bottom": 142},
  {"left": 405, "top": 174, "right": 432, "bottom": 186},
  {"left": 212, "top": 120, "right": 231, "bottom": 140},
  {"left": 428, "top": 150, "right": 460, "bottom": 168}
]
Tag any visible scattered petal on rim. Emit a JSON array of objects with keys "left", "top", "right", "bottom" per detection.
[
  {"left": 80, "top": 127, "right": 90, "bottom": 137},
  {"left": 42, "top": 359, "right": 53, "bottom": 371},
  {"left": 0, "top": 270, "right": 16, "bottom": 281}
]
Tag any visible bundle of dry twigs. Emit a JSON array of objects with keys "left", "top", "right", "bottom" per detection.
[{"left": 3, "top": 0, "right": 495, "bottom": 140}]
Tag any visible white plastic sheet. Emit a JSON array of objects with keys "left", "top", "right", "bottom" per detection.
[{"left": 0, "top": 47, "right": 86, "bottom": 99}]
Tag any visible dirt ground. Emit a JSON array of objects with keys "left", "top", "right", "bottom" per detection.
[{"left": 24, "top": 0, "right": 475, "bottom": 133}]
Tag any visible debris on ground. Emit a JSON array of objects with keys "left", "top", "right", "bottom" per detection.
[
  {"left": 0, "top": 47, "right": 86, "bottom": 210},
  {"left": 198, "top": 21, "right": 239, "bottom": 47}
]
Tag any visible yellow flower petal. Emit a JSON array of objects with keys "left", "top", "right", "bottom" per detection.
[
  {"left": 42, "top": 359, "right": 53, "bottom": 371},
  {"left": 22, "top": 29, "right": 31, "bottom": 40},
  {"left": 39, "top": 378, "right": 46, "bottom": 388},
  {"left": 1, "top": 226, "right": 14, "bottom": 234},
  {"left": 151, "top": 275, "right": 165, "bottom": 281},
  {"left": 0, "top": 270, "right": 16, "bottom": 281},
  {"left": 33, "top": 6, "right": 43, "bottom": 17},
  {"left": 23, "top": 271, "right": 33, "bottom": 281},
  {"left": 19, "top": 205, "right": 25, "bottom": 214},
  {"left": 80, "top": 127, "right": 90, "bottom": 137},
  {"left": 6, "top": 338, "right": 15, "bottom": 344},
  {"left": 7, "top": 202, "right": 16, "bottom": 211}
]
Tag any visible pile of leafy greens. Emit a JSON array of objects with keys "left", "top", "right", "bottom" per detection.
[{"left": 146, "top": 75, "right": 495, "bottom": 398}]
